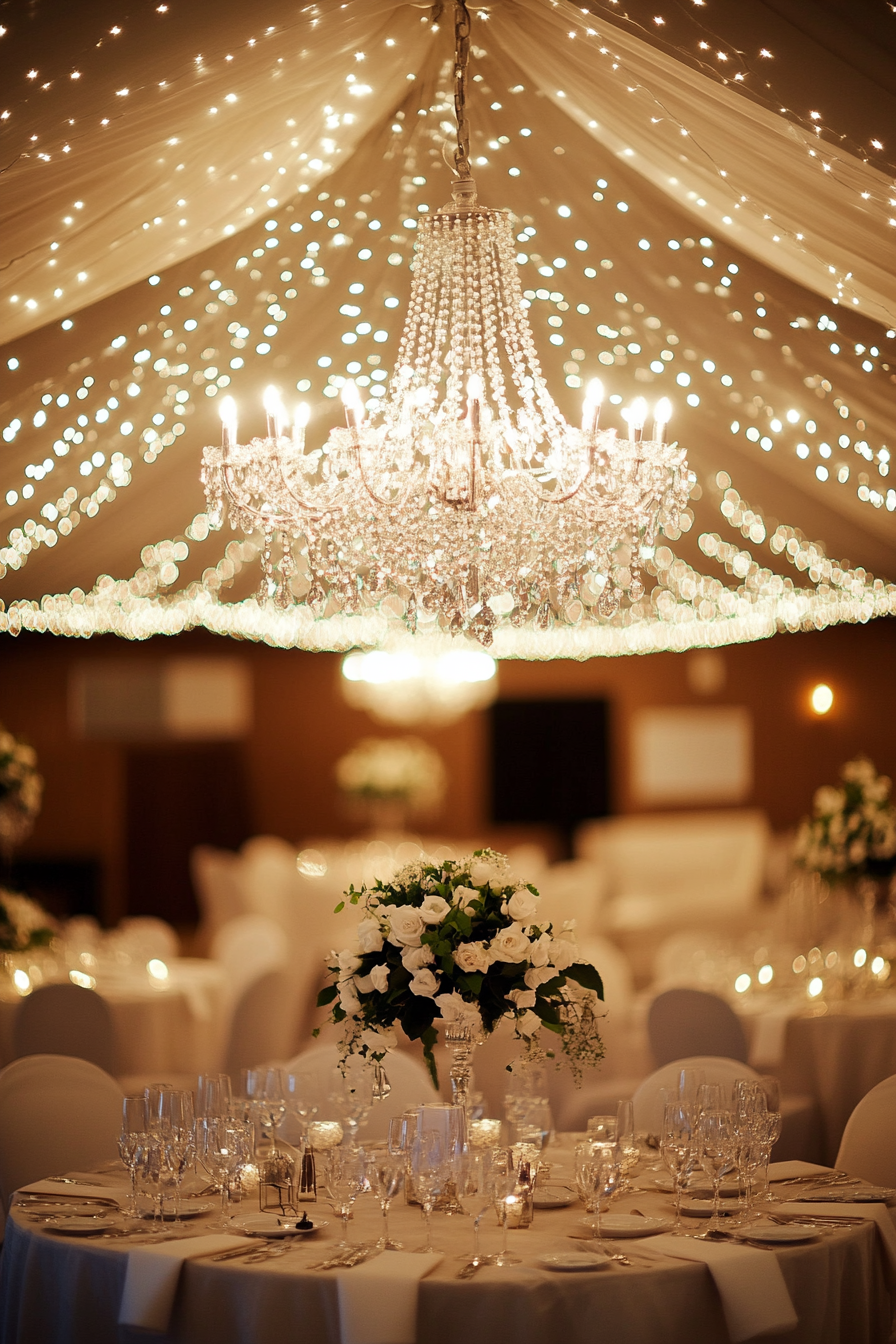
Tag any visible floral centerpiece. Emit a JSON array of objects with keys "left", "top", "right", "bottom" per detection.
[
  {"left": 316, "top": 848, "right": 604, "bottom": 1089},
  {"left": 0, "top": 724, "right": 44, "bottom": 859},
  {"left": 335, "top": 737, "right": 446, "bottom": 814},
  {"left": 794, "top": 757, "right": 896, "bottom": 884},
  {"left": 0, "top": 889, "right": 55, "bottom": 954}
]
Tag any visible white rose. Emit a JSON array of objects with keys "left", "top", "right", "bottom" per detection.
[
  {"left": 489, "top": 925, "right": 531, "bottom": 964},
  {"left": 515, "top": 1009, "right": 542, "bottom": 1037},
  {"left": 453, "top": 941, "right": 492, "bottom": 974},
  {"left": 410, "top": 968, "right": 439, "bottom": 998},
  {"left": 338, "top": 982, "right": 361, "bottom": 1015},
  {"left": 549, "top": 937, "right": 577, "bottom": 970},
  {"left": 508, "top": 988, "right": 536, "bottom": 1008},
  {"left": 401, "top": 944, "right": 435, "bottom": 971},
  {"left": 361, "top": 1026, "right": 396, "bottom": 1052},
  {"left": 435, "top": 992, "right": 482, "bottom": 1031},
  {"left": 387, "top": 906, "right": 426, "bottom": 948},
  {"left": 469, "top": 860, "right": 501, "bottom": 887},
  {"left": 524, "top": 964, "right": 557, "bottom": 989},
  {"left": 419, "top": 894, "right": 451, "bottom": 925},
  {"left": 337, "top": 947, "right": 363, "bottom": 974},
  {"left": 369, "top": 963, "right": 390, "bottom": 993},
  {"left": 506, "top": 889, "right": 538, "bottom": 922},
  {"left": 452, "top": 885, "right": 481, "bottom": 911},
  {"left": 353, "top": 972, "right": 374, "bottom": 993},
  {"left": 529, "top": 933, "right": 553, "bottom": 968},
  {"left": 357, "top": 917, "right": 384, "bottom": 954}
]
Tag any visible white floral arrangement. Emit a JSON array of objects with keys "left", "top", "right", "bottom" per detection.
[
  {"left": 335, "top": 737, "right": 446, "bottom": 813},
  {"left": 0, "top": 889, "right": 55, "bottom": 954},
  {"left": 0, "top": 724, "right": 44, "bottom": 854},
  {"left": 317, "top": 848, "right": 604, "bottom": 1088},
  {"left": 794, "top": 756, "right": 896, "bottom": 883}
]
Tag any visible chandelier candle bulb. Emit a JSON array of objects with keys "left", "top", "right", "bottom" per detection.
[
  {"left": 653, "top": 398, "right": 672, "bottom": 443},
  {"left": 467, "top": 373, "right": 483, "bottom": 436},
  {"left": 293, "top": 403, "right": 311, "bottom": 448},
  {"left": 342, "top": 379, "right": 364, "bottom": 431},
  {"left": 263, "top": 386, "right": 287, "bottom": 440},
  {"left": 582, "top": 379, "right": 604, "bottom": 435},
  {"left": 628, "top": 398, "right": 648, "bottom": 444},
  {"left": 219, "top": 396, "right": 238, "bottom": 451}
]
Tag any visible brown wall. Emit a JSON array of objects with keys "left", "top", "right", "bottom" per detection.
[{"left": 0, "top": 618, "right": 893, "bottom": 923}]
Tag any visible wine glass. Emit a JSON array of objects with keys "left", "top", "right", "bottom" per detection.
[
  {"left": 410, "top": 1130, "right": 446, "bottom": 1254},
  {"left": 490, "top": 1152, "right": 522, "bottom": 1267},
  {"left": 159, "top": 1090, "right": 195, "bottom": 1225},
  {"left": 388, "top": 1114, "right": 410, "bottom": 1158},
  {"left": 285, "top": 1071, "right": 318, "bottom": 1143},
  {"left": 586, "top": 1115, "right": 617, "bottom": 1144},
  {"left": 616, "top": 1100, "right": 639, "bottom": 1189},
  {"left": 330, "top": 1061, "right": 374, "bottom": 1146},
  {"left": 457, "top": 1149, "right": 497, "bottom": 1266},
  {"left": 588, "top": 1142, "right": 621, "bottom": 1240},
  {"left": 660, "top": 1100, "right": 692, "bottom": 1232},
  {"left": 245, "top": 1068, "right": 287, "bottom": 1153},
  {"left": 575, "top": 1141, "right": 599, "bottom": 1213},
  {"left": 698, "top": 1110, "right": 735, "bottom": 1235},
  {"left": 754, "top": 1110, "right": 783, "bottom": 1203},
  {"left": 320, "top": 1146, "right": 366, "bottom": 1248},
  {"left": 196, "top": 1117, "right": 252, "bottom": 1228},
  {"left": 197, "top": 1073, "right": 232, "bottom": 1119},
  {"left": 119, "top": 1095, "right": 148, "bottom": 1218},
  {"left": 364, "top": 1146, "right": 405, "bottom": 1249}
]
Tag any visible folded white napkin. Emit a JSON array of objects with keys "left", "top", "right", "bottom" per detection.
[
  {"left": 778, "top": 1202, "right": 896, "bottom": 1279},
  {"left": 337, "top": 1251, "right": 443, "bottom": 1344},
  {"left": 118, "top": 1235, "right": 246, "bottom": 1332},
  {"left": 17, "top": 1178, "right": 129, "bottom": 1204},
  {"left": 768, "top": 1162, "right": 835, "bottom": 1183},
  {"left": 643, "top": 1235, "right": 798, "bottom": 1343}
]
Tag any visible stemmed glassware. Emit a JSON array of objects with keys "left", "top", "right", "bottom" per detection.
[
  {"left": 364, "top": 1146, "right": 405, "bottom": 1250},
  {"left": 410, "top": 1130, "right": 446, "bottom": 1254},
  {"left": 158, "top": 1089, "right": 195, "bottom": 1226},
  {"left": 196, "top": 1116, "right": 252, "bottom": 1229},
  {"left": 660, "top": 1100, "right": 693, "bottom": 1232},
  {"left": 588, "top": 1142, "right": 622, "bottom": 1240},
  {"left": 754, "top": 1110, "right": 783, "bottom": 1203},
  {"left": 615, "top": 1100, "right": 640, "bottom": 1190},
  {"left": 330, "top": 1061, "right": 375, "bottom": 1146},
  {"left": 490, "top": 1151, "right": 522, "bottom": 1267},
  {"left": 320, "top": 1146, "right": 366, "bottom": 1248},
  {"left": 119, "top": 1095, "right": 148, "bottom": 1219},
  {"left": 285, "top": 1071, "right": 319, "bottom": 1144},
  {"left": 244, "top": 1068, "right": 287, "bottom": 1154},
  {"left": 457, "top": 1149, "right": 498, "bottom": 1266},
  {"left": 698, "top": 1110, "right": 735, "bottom": 1235}
]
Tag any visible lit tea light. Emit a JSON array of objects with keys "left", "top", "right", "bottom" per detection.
[
  {"left": 734, "top": 973, "right": 751, "bottom": 993},
  {"left": 854, "top": 948, "right": 867, "bottom": 968},
  {"left": 469, "top": 1118, "right": 502, "bottom": 1148},
  {"left": 757, "top": 964, "right": 773, "bottom": 985},
  {"left": 13, "top": 969, "right": 31, "bottom": 996},
  {"left": 306, "top": 1120, "right": 344, "bottom": 1150},
  {"left": 807, "top": 976, "right": 823, "bottom": 998},
  {"left": 69, "top": 969, "right": 96, "bottom": 990}
]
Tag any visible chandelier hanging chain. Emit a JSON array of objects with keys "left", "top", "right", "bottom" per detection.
[
  {"left": 452, "top": 1, "right": 473, "bottom": 183},
  {"left": 201, "top": 11, "right": 691, "bottom": 645}
]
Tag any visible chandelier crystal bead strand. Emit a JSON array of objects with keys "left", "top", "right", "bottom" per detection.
[{"left": 201, "top": 1, "right": 691, "bottom": 646}]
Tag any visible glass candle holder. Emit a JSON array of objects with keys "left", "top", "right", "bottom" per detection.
[{"left": 469, "top": 1118, "right": 502, "bottom": 1149}]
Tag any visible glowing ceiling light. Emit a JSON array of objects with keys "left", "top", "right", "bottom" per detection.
[{"left": 810, "top": 683, "right": 834, "bottom": 715}]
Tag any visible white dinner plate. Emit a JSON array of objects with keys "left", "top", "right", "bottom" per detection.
[
  {"left": 681, "top": 1197, "right": 740, "bottom": 1218},
  {"left": 46, "top": 1216, "right": 119, "bottom": 1234},
  {"left": 534, "top": 1187, "right": 577, "bottom": 1209},
  {"left": 232, "top": 1214, "right": 328, "bottom": 1238},
  {"left": 654, "top": 1178, "right": 739, "bottom": 1199},
  {"left": 21, "top": 1201, "right": 116, "bottom": 1218},
  {"left": 579, "top": 1214, "right": 673, "bottom": 1238},
  {"left": 538, "top": 1253, "right": 611, "bottom": 1273},
  {"left": 137, "top": 1200, "right": 216, "bottom": 1221},
  {"left": 734, "top": 1224, "right": 819, "bottom": 1244}
]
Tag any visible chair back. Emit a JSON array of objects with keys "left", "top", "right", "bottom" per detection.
[
  {"left": 210, "top": 914, "right": 290, "bottom": 1006},
  {"left": 190, "top": 844, "right": 250, "bottom": 939},
  {"left": 286, "top": 1044, "right": 437, "bottom": 1140},
  {"left": 648, "top": 988, "right": 748, "bottom": 1068},
  {"left": 224, "top": 969, "right": 298, "bottom": 1079},
  {"left": 632, "top": 1055, "right": 760, "bottom": 1135},
  {"left": 13, "top": 983, "right": 118, "bottom": 1076},
  {"left": 0, "top": 1054, "right": 122, "bottom": 1209},
  {"left": 835, "top": 1074, "right": 896, "bottom": 1186}
]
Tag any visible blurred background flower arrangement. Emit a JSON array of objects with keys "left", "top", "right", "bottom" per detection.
[
  {"left": 335, "top": 737, "right": 447, "bottom": 833},
  {"left": 0, "top": 724, "right": 44, "bottom": 861},
  {"left": 793, "top": 757, "right": 896, "bottom": 888}
]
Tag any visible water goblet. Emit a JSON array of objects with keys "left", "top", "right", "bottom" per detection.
[
  {"left": 320, "top": 1146, "right": 366, "bottom": 1248},
  {"left": 364, "top": 1146, "right": 405, "bottom": 1249},
  {"left": 589, "top": 1142, "right": 622, "bottom": 1240},
  {"left": 330, "top": 1060, "right": 375, "bottom": 1146},
  {"left": 586, "top": 1115, "right": 617, "bottom": 1144},
  {"left": 410, "top": 1130, "right": 446, "bottom": 1254},
  {"left": 457, "top": 1149, "right": 497, "bottom": 1265},
  {"left": 196, "top": 1116, "right": 252, "bottom": 1229}
]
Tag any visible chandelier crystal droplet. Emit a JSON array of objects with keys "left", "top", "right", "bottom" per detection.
[{"left": 200, "top": 1, "right": 692, "bottom": 647}]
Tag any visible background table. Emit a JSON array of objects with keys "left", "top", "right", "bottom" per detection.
[
  {"left": 1, "top": 1159, "right": 892, "bottom": 1344},
  {"left": 0, "top": 958, "right": 227, "bottom": 1078}
]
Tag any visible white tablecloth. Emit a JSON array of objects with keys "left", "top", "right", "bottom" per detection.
[
  {"left": 0, "top": 958, "right": 227, "bottom": 1077},
  {"left": 1, "top": 1158, "right": 892, "bottom": 1344}
]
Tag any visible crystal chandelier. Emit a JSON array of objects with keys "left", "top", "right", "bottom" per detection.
[{"left": 201, "top": 2, "right": 690, "bottom": 648}]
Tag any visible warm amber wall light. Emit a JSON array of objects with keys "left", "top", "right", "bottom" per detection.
[{"left": 810, "top": 683, "right": 834, "bottom": 715}]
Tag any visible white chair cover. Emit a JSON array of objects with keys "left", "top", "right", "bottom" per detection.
[
  {"left": 210, "top": 915, "right": 290, "bottom": 1007},
  {"left": 224, "top": 969, "right": 299, "bottom": 1079},
  {"left": 632, "top": 1055, "right": 761, "bottom": 1136},
  {"left": 0, "top": 1054, "right": 122, "bottom": 1210},
  {"left": 13, "top": 983, "right": 119, "bottom": 1077},
  {"left": 534, "top": 859, "right": 607, "bottom": 940},
  {"left": 647, "top": 988, "right": 749, "bottom": 1068},
  {"left": 285, "top": 1043, "right": 437, "bottom": 1140},
  {"left": 190, "top": 845, "right": 251, "bottom": 941},
  {"left": 835, "top": 1074, "right": 896, "bottom": 1187}
]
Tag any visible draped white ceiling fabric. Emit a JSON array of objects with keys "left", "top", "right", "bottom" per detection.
[{"left": 0, "top": 0, "right": 893, "bottom": 656}]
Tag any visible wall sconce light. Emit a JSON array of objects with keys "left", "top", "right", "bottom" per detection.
[{"left": 809, "top": 683, "right": 834, "bottom": 715}]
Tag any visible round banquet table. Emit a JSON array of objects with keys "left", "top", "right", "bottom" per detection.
[
  {"left": 1, "top": 1165, "right": 892, "bottom": 1344},
  {"left": 740, "top": 994, "right": 896, "bottom": 1165},
  {"left": 0, "top": 958, "right": 228, "bottom": 1077}
]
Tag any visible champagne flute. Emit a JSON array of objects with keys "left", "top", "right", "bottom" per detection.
[
  {"left": 364, "top": 1146, "right": 405, "bottom": 1249},
  {"left": 457, "top": 1149, "right": 497, "bottom": 1266},
  {"left": 159, "top": 1090, "right": 195, "bottom": 1225},
  {"left": 197, "top": 1073, "right": 232, "bottom": 1120},
  {"left": 491, "top": 1154, "right": 522, "bottom": 1267},
  {"left": 660, "top": 1100, "right": 692, "bottom": 1232},
  {"left": 589, "top": 1142, "right": 621, "bottom": 1240},
  {"left": 616, "top": 1100, "right": 639, "bottom": 1189},
  {"left": 410, "top": 1130, "right": 445, "bottom": 1254},
  {"left": 119, "top": 1095, "right": 148, "bottom": 1218},
  {"left": 698, "top": 1110, "right": 735, "bottom": 1235}
]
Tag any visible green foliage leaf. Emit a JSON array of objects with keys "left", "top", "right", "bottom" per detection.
[
  {"left": 316, "top": 984, "right": 339, "bottom": 1008},
  {"left": 565, "top": 962, "right": 605, "bottom": 999},
  {"left": 333, "top": 901, "right": 345, "bottom": 914}
]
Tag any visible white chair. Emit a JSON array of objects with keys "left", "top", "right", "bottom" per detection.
[
  {"left": 190, "top": 844, "right": 251, "bottom": 942},
  {"left": 534, "top": 859, "right": 607, "bottom": 940},
  {"left": 224, "top": 969, "right": 300, "bottom": 1079},
  {"left": 647, "top": 988, "right": 749, "bottom": 1068},
  {"left": 286, "top": 1043, "right": 437, "bottom": 1140},
  {"left": 0, "top": 1054, "right": 122, "bottom": 1211},
  {"left": 632, "top": 1055, "right": 761, "bottom": 1136},
  {"left": 835, "top": 1074, "right": 896, "bottom": 1186},
  {"left": 13, "top": 983, "right": 119, "bottom": 1076},
  {"left": 210, "top": 914, "right": 290, "bottom": 1006}
]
